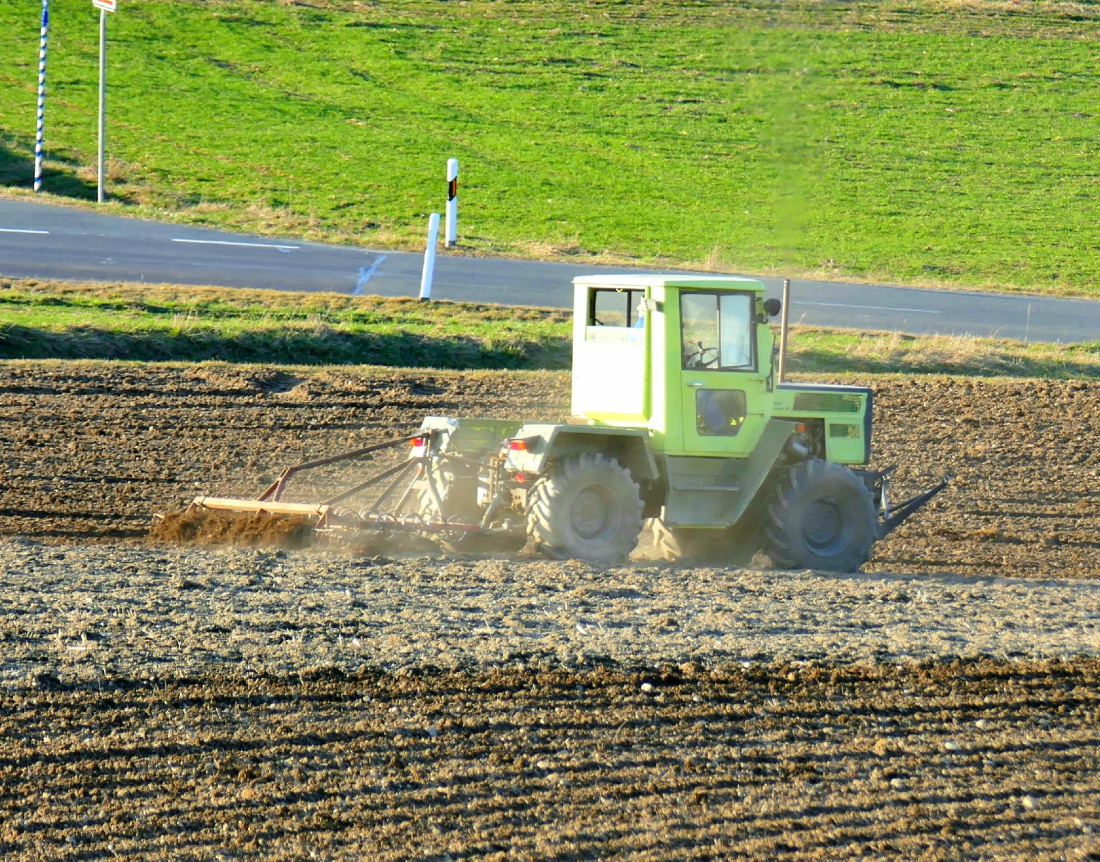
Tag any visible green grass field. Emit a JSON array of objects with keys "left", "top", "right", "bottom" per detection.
[
  {"left": 2, "top": 1, "right": 1100, "bottom": 298},
  {"left": 4, "top": 278, "right": 1096, "bottom": 379}
]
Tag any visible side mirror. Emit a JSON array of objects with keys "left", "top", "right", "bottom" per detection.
[{"left": 763, "top": 298, "right": 782, "bottom": 318}]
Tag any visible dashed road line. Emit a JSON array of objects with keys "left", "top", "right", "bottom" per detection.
[{"left": 171, "top": 238, "right": 298, "bottom": 251}]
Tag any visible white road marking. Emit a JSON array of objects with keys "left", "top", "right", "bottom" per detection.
[
  {"left": 353, "top": 254, "right": 387, "bottom": 296},
  {"left": 796, "top": 300, "right": 940, "bottom": 315},
  {"left": 171, "top": 238, "right": 298, "bottom": 251},
  {"left": 0, "top": 228, "right": 49, "bottom": 234}
]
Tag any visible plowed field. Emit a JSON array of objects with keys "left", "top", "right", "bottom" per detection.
[{"left": 2, "top": 361, "right": 1099, "bottom": 860}]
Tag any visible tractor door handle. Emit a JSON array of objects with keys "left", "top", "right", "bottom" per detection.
[{"left": 686, "top": 381, "right": 703, "bottom": 388}]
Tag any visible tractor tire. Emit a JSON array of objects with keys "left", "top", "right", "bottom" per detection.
[
  {"left": 764, "top": 459, "right": 877, "bottom": 573},
  {"left": 528, "top": 453, "right": 644, "bottom": 564},
  {"left": 651, "top": 519, "right": 761, "bottom": 567}
]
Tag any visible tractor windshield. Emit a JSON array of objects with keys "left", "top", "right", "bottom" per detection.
[{"left": 680, "top": 292, "right": 755, "bottom": 370}]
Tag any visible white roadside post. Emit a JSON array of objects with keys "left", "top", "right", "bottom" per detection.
[
  {"left": 33, "top": 0, "right": 49, "bottom": 193},
  {"left": 445, "top": 158, "right": 458, "bottom": 248},
  {"left": 419, "top": 212, "right": 441, "bottom": 301},
  {"left": 92, "top": 0, "right": 116, "bottom": 204}
]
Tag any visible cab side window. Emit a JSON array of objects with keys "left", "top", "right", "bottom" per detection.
[
  {"left": 585, "top": 288, "right": 647, "bottom": 344},
  {"left": 589, "top": 288, "right": 644, "bottom": 328}
]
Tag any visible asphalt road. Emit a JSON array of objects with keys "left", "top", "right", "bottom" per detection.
[{"left": 2, "top": 198, "right": 1097, "bottom": 344}]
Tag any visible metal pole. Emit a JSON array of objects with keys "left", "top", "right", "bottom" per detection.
[
  {"left": 97, "top": 8, "right": 107, "bottom": 203},
  {"left": 419, "top": 212, "right": 440, "bottom": 301},
  {"left": 445, "top": 158, "right": 458, "bottom": 247},
  {"left": 778, "top": 278, "right": 792, "bottom": 382},
  {"left": 33, "top": 0, "right": 49, "bottom": 192}
]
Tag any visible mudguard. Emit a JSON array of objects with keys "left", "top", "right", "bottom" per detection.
[{"left": 506, "top": 423, "right": 659, "bottom": 482}]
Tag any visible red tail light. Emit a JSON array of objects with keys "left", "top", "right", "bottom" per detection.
[{"left": 509, "top": 440, "right": 527, "bottom": 451}]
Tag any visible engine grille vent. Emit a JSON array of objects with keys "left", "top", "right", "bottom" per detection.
[{"left": 792, "top": 392, "right": 863, "bottom": 414}]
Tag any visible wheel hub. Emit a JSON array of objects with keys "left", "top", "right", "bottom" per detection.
[{"left": 803, "top": 497, "right": 845, "bottom": 552}]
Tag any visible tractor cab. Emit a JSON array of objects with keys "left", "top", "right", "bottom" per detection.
[{"left": 571, "top": 274, "right": 779, "bottom": 458}]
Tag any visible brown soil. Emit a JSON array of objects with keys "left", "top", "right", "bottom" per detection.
[
  {"left": 2, "top": 360, "right": 1100, "bottom": 860},
  {"left": 4, "top": 362, "right": 1100, "bottom": 579},
  {"left": 151, "top": 508, "right": 317, "bottom": 549},
  {"left": 3, "top": 660, "right": 1099, "bottom": 861}
]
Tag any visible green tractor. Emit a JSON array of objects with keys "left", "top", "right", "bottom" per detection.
[
  {"left": 413, "top": 274, "right": 945, "bottom": 571},
  {"left": 190, "top": 274, "right": 945, "bottom": 571}
]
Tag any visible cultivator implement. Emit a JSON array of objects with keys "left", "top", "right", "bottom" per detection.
[{"left": 185, "top": 420, "right": 528, "bottom": 551}]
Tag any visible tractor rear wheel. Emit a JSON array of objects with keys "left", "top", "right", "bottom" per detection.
[
  {"left": 528, "top": 453, "right": 643, "bottom": 564},
  {"left": 651, "top": 520, "right": 760, "bottom": 567},
  {"left": 765, "top": 459, "right": 877, "bottom": 572}
]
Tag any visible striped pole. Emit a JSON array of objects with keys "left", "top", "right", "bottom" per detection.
[
  {"left": 33, "top": 0, "right": 49, "bottom": 193},
  {"left": 97, "top": 8, "right": 107, "bottom": 203},
  {"left": 445, "top": 158, "right": 458, "bottom": 248},
  {"left": 419, "top": 212, "right": 440, "bottom": 301}
]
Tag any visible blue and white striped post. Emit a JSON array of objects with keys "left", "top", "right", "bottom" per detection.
[
  {"left": 33, "top": 0, "right": 49, "bottom": 193},
  {"left": 445, "top": 158, "right": 458, "bottom": 248},
  {"left": 97, "top": 5, "right": 108, "bottom": 203}
]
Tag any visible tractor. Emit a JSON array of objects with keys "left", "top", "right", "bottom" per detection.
[{"left": 189, "top": 274, "right": 946, "bottom": 571}]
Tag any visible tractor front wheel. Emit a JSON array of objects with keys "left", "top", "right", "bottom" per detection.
[
  {"left": 765, "top": 460, "right": 877, "bottom": 572},
  {"left": 528, "top": 453, "right": 644, "bottom": 564}
]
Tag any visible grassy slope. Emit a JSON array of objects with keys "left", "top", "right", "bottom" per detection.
[
  {"left": 0, "top": 278, "right": 573, "bottom": 369},
  {"left": 3, "top": 277, "right": 1096, "bottom": 379},
  {"left": 1, "top": 1, "right": 1100, "bottom": 298}
]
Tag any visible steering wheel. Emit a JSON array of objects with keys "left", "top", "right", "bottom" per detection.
[{"left": 686, "top": 341, "right": 718, "bottom": 368}]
